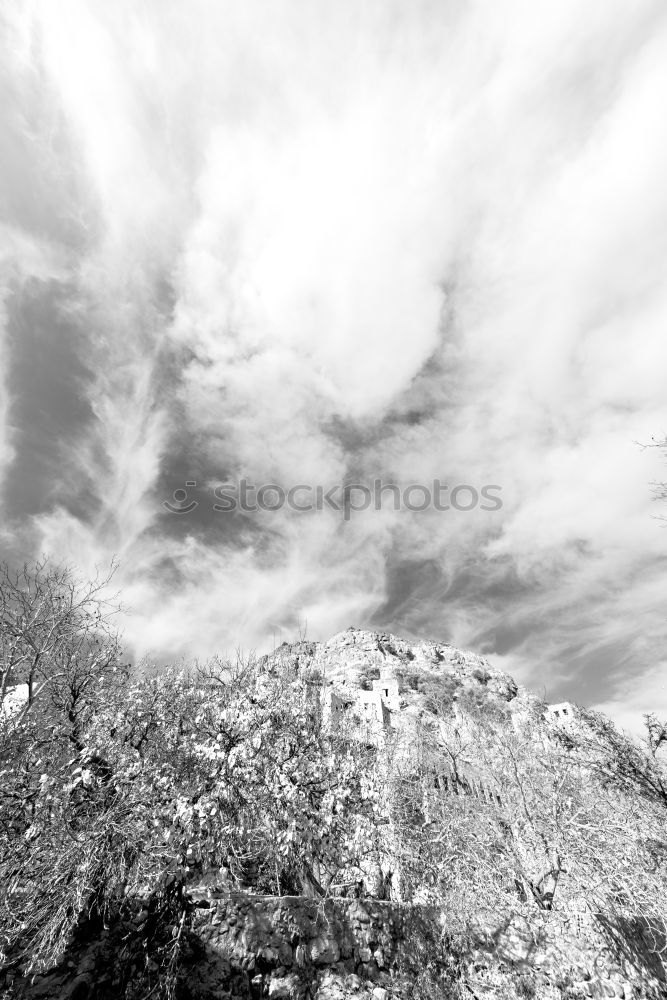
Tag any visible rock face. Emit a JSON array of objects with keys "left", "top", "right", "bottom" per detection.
[
  {"left": 261, "top": 626, "right": 526, "bottom": 734},
  {"left": 264, "top": 626, "right": 518, "bottom": 691}
]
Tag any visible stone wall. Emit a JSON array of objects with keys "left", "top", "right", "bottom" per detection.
[
  {"left": 185, "top": 892, "right": 438, "bottom": 1000},
  {"left": 185, "top": 892, "right": 667, "bottom": 1000},
  {"left": 6, "top": 891, "right": 667, "bottom": 999}
]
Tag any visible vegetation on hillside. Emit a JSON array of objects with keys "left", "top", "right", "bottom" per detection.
[{"left": 1, "top": 560, "right": 667, "bottom": 997}]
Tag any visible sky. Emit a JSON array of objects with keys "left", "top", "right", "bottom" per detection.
[{"left": 1, "top": 0, "right": 666, "bottom": 734}]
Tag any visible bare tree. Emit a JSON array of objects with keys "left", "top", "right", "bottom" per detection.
[
  {"left": 0, "top": 557, "right": 121, "bottom": 723},
  {"left": 644, "top": 713, "right": 667, "bottom": 760},
  {"left": 566, "top": 708, "right": 667, "bottom": 811},
  {"left": 375, "top": 698, "right": 667, "bottom": 928}
]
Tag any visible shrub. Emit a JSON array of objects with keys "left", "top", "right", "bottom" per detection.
[
  {"left": 472, "top": 667, "right": 491, "bottom": 686},
  {"left": 420, "top": 674, "right": 461, "bottom": 715},
  {"left": 358, "top": 665, "right": 380, "bottom": 690},
  {"left": 396, "top": 668, "right": 420, "bottom": 691}
]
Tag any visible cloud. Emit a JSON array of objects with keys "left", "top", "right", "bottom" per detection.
[
  {"left": 0, "top": 224, "right": 69, "bottom": 523},
  {"left": 1, "top": 0, "right": 666, "bottom": 732}
]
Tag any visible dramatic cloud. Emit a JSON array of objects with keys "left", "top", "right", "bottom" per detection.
[{"left": 1, "top": 0, "right": 666, "bottom": 732}]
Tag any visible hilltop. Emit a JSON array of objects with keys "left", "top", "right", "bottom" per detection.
[{"left": 262, "top": 626, "right": 525, "bottom": 723}]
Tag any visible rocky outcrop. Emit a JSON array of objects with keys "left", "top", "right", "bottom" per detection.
[{"left": 265, "top": 627, "right": 516, "bottom": 688}]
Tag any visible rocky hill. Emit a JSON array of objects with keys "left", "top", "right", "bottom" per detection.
[
  {"left": 260, "top": 626, "right": 544, "bottom": 757},
  {"left": 264, "top": 626, "right": 521, "bottom": 697},
  {"left": 3, "top": 612, "right": 667, "bottom": 1000}
]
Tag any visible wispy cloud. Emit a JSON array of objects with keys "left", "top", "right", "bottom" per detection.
[{"left": 2, "top": 0, "right": 667, "bottom": 732}]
